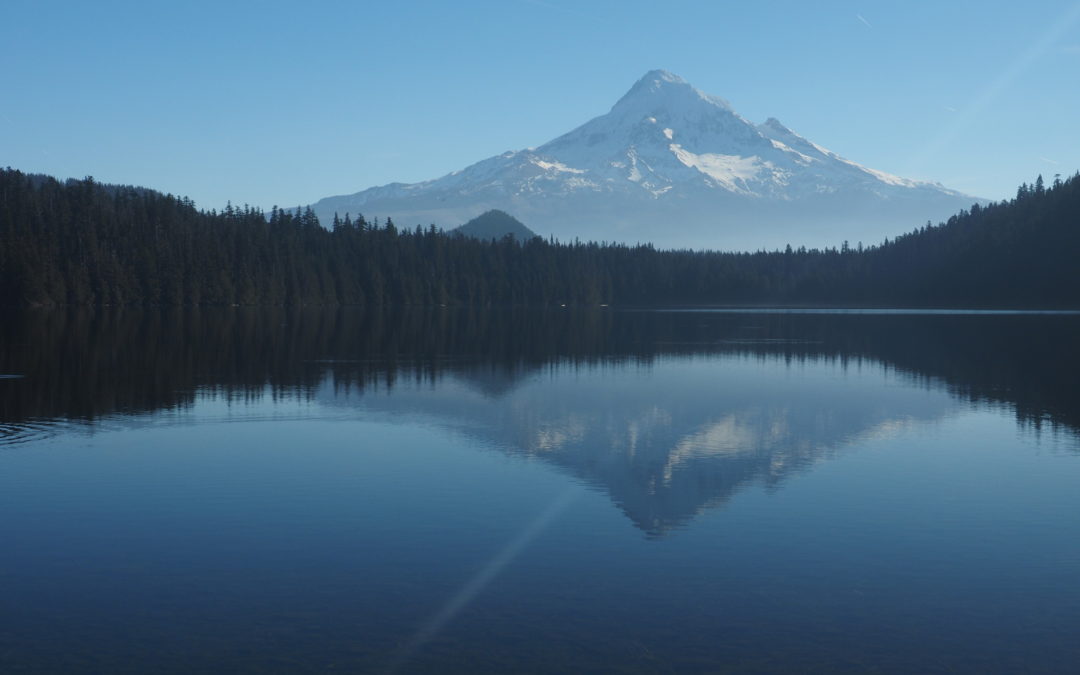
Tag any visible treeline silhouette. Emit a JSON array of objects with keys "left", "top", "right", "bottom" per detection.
[
  {"left": 1, "top": 167, "right": 1078, "bottom": 307},
  {"left": 2, "top": 308, "right": 1078, "bottom": 441}
]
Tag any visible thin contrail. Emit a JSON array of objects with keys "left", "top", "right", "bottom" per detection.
[
  {"left": 520, "top": 0, "right": 586, "bottom": 16},
  {"left": 386, "top": 486, "right": 580, "bottom": 673},
  {"left": 910, "top": 2, "right": 1080, "bottom": 172}
]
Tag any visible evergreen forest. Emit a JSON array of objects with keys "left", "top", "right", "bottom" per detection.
[{"left": 1, "top": 167, "right": 1077, "bottom": 308}]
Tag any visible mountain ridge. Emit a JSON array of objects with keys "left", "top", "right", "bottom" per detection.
[{"left": 316, "top": 70, "right": 977, "bottom": 249}]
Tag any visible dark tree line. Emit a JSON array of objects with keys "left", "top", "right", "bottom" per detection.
[
  {"left": 1, "top": 167, "right": 1078, "bottom": 308},
  {"left": 3, "top": 308, "right": 1079, "bottom": 440}
]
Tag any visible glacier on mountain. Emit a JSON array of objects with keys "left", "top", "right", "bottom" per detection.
[{"left": 312, "top": 70, "right": 977, "bottom": 250}]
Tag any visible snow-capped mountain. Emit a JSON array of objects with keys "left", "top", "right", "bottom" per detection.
[{"left": 313, "top": 70, "right": 978, "bottom": 250}]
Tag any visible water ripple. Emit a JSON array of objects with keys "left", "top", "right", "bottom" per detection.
[{"left": 0, "top": 419, "right": 68, "bottom": 446}]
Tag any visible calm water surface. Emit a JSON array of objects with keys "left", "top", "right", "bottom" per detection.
[{"left": 1, "top": 309, "right": 1079, "bottom": 673}]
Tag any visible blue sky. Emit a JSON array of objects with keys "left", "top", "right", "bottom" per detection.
[{"left": 3, "top": 0, "right": 1079, "bottom": 210}]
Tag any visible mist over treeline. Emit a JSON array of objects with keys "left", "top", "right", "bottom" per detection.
[{"left": 1, "top": 167, "right": 1078, "bottom": 308}]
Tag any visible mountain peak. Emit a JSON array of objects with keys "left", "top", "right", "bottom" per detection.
[
  {"left": 612, "top": 69, "right": 732, "bottom": 114},
  {"left": 313, "top": 72, "right": 978, "bottom": 251},
  {"left": 639, "top": 69, "right": 687, "bottom": 85}
]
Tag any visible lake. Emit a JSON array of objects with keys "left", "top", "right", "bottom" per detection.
[{"left": 2, "top": 308, "right": 1079, "bottom": 673}]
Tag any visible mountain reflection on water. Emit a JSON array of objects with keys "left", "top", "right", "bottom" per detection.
[
  {"left": 2, "top": 308, "right": 1078, "bottom": 534},
  {"left": 334, "top": 355, "right": 957, "bottom": 536}
]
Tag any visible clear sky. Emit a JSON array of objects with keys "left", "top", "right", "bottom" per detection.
[{"left": 3, "top": 0, "right": 1078, "bottom": 210}]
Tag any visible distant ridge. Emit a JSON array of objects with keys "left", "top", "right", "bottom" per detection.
[{"left": 452, "top": 210, "right": 537, "bottom": 240}]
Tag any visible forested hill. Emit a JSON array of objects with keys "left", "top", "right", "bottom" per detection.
[
  {"left": 453, "top": 210, "right": 537, "bottom": 240},
  {"left": 0, "top": 167, "right": 1077, "bottom": 308}
]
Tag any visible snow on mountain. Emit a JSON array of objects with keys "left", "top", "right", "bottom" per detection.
[{"left": 312, "top": 70, "right": 978, "bottom": 250}]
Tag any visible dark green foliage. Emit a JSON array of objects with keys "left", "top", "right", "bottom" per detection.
[
  {"left": 452, "top": 209, "right": 537, "bottom": 241},
  {"left": 1, "top": 167, "right": 1078, "bottom": 308}
]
